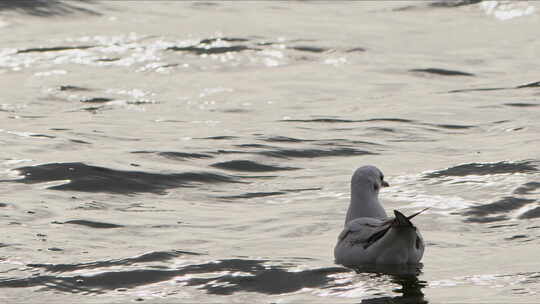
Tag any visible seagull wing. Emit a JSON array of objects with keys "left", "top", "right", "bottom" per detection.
[{"left": 337, "top": 217, "right": 392, "bottom": 249}]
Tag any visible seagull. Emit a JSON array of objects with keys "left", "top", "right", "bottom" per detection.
[{"left": 334, "top": 165, "right": 426, "bottom": 265}]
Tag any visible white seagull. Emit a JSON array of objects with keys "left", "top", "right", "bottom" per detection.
[{"left": 334, "top": 165, "right": 426, "bottom": 265}]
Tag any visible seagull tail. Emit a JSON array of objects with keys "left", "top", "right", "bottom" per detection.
[
  {"left": 393, "top": 210, "right": 413, "bottom": 227},
  {"left": 392, "top": 208, "right": 429, "bottom": 227},
  {"left": 407, "top": 207, "right": 430, "bottom": 220}
]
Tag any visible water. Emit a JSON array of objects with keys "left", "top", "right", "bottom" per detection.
[{"left": 1, "top": 1, "right": 539, "bottom": 302}]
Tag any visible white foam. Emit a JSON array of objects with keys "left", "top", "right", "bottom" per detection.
[{"left": 480, "top": 1, "right": 536, "bottom": 20}]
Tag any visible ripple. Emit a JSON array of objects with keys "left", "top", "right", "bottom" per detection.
[
  {"left": 518, "top": 207, "right": 540, "bottom": 219},
  {"left": 27, "top": 250, "right": 200, "bottom": 273},
  {"left": 424, "top": 161, "right": 538, "bottom": 178},
  {"left": 513, "top": 182, "right": 540, "bottom": 195},
  {"left": 60, "top": 220, "right": 124, "bottom": 229},
  {"left": 58, "top": 85, "right": 92, "bottom": 92},
  {"left": 257, "top": 147, "right": 376, "bottom": 159},
  {"left": 410, "top": 68, "right": 474, "bottom": 76},
  {"left": 132, "top": 151, "right": 214, "bottom": 160},
  {"left": 461, "top": 197, "right": 536, "bottom": 223},
  {"left": 516, "top": 81, "right": 540, "bottom": 89},
  {"left": 167, "top": 45, "right": 255, "bottom": 55},
  {"left": 80, "top": 97, "right": 113, "bottom": 103},
  {"left": 289, "top": 46, "right": 329, "bottom": 53},
  {"left": 261, "top": 136, "right": 313, "bottom": 143},
  {"left": 210, "top": 160, "right": 299, "bottom": 172},
  {"left": 6, "top": 259, "right": 349, "bottom": 295},
  {"left": 0, "top": 0, "right": 101, "bottom": 16},
  {"left": 504, "top": 103, "right": 540, "bottom": 108},
  {"left": 196, "top": 136, "right": 239, "bottom": 140},
  {"left": 16, "top": 45, "right": 96, "bottom": 54},
  {"left": 217, "top": 191, "right": 286, "bottom": 199},
  {"left": 5, "top": 162, "right": 240, "bottom": 194}
]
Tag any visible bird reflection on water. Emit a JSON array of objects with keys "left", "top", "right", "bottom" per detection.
[{"left": 352, "top": 264, "right": 428, "bottom": 304}]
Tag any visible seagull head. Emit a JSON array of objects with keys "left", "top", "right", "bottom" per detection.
[
  {"left": 347, "top": 165, "right": 389, "bottom": 221},
  {"left": 351, "top": 165, "right": 389, "bottom": 194}
]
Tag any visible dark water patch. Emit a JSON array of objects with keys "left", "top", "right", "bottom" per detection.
[
  {"left": 281, "top": 118, "right": 356, "bottom": 123},
  {"left": 80, "top": 97, "right": 113, "bottom": 103},
  {"left": 314, "top": 139, "right": 383, "bottom": 147},
  {"left": 95, "top": 57, "right": 120, "bottom": 62},
  {"left": 61, "top": 220, "right": 124, "bottom": 229},
  {"left": 429, "top": 0, "right": 483, "bottom": 8},
  {"left": 364, "top": 118, "right": 416, "bottom": 123},
  {"left": 217, "top": 191, "right": 286, "bottom": 199},
  {"left": 50, "top": 128, "right": 71, "bottom": 131},
  {"left": 167, "top": 45, "right": 255, "bottom": 55},
  {"left": 48, "top": 247, "right": 63, "bottom": 252},
  {"left": 69, "top": 139, "right": 91, "bottom": 144},
  {"left": 234, "top": 144, "right": 276, "bottom": 148},
  {"left": 447, "top": 87, "right": 508, "bottom": 93},
  {"left": 428, "top": 124, "right": 475, "bottom": 130},
  {"left": 126, "top": 150, "right": 215, "bottom": 162},
  {"left": 487, "top": 223, "right": 518, "bottom": 229},
  {"left": 196, "top": 136, "right": 239, "bottom": 140},
  {"left": 208, "top": 149, "right": 250, "bottom": 155},
  {"left": 200, "top": 37, "right": 249, "bottom": 44},
  {"left": 395, "top": 0, "right": 481, "bottom": 10},
  {"left": 518, "top": 207, "right": 540, "bottom": 219},
  {"left": 81, "top": 106, "right": 103, "bottom": 113},
  {"left": 185, "top": 265, "right": 347, "bottom": 295},
  {"left": 218, "top": 108, "right": 252, "bottom": 113},
  {"left": 19, "top": 115, "right": 46, "bottom": 119},
  {"left": 6, "top": 162, "right": 239, "bottom": 194},
  {"left": 346, "top": 47, "right": 366, "bottom": 53},
  {"left": 514, "top": 182, "right": 540, "bottom": 195},
  {"left": 516, "top": 81, "right": 540, "bottom": 89},
  {"left": 257, "top": 147, "right": 376, "bottom": 159},
  {"left": 126, "top": 100, "right": 158, "bottom": 105},
  {"left": 10, "top": 259, "right": 349, "bottom": 295},
  {"left": 0, "top": 203, "right": 8, "bottom": 207},
  {"left": 27, "top": 250, "right": 200, "bottom": 273},
  {"left": 424, "top": 161, "right": 538, "bottom": 178},
  {"left": 367, "top": 127, "right": 396, "bottom": 133},
  {"left": 281, "top": 117, "right": 416, "bottom": 124},
  {"left": 17, "top": 45, "right": 95, "bottom": 54},
  {"left": 58, "top": 85, "right": 91, "bottom": 92},
  {"left": 158, "top": 151, "right": 213, "bottom": 160},
  {"left": 504, "top": 234, "right": 529, "bottom": 241},
  {"left": 461, "top": 197, "right": 536, "bottom": 223},
  {"left": 504, "top": 103, "right": 539, "bottom": 108},
  {"left": 0, "top": 0, "right": 100, "bottom": 16},
  {"left": 211, "top": 160, "right": 299, "bottom": 172},
  {"left": 30, "top": 134, "right": 56, "bottom": 139},
  {"left": 289, "top": 46, "right": 328, "bottom": 53},
  {"left": 463, "top": 215, "right": 509, "bottom": 223},
  {"left": 262, "top": 136, "right": 313, "bottom": 143},
  {"left": 410, "top": 68, "right": 474, "bottom": 76}
]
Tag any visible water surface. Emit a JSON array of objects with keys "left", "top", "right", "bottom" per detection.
[{"left": 1, "top": 1, "right": 539, "bottom": 303}]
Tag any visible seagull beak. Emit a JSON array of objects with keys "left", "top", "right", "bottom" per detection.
[{"left": 382, "top": 180, "right": 390, "bottom": 187}]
